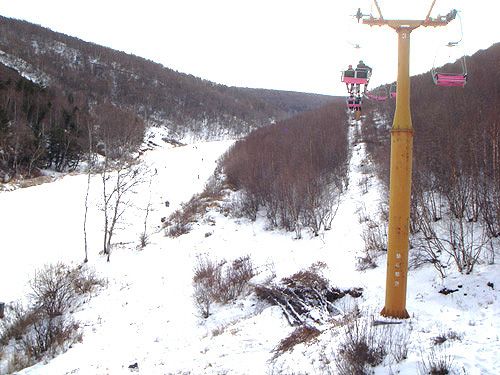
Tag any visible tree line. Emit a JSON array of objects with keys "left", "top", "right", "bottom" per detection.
[
  {"left": 222, "top": 100, "right": 349, "bottom": 238},
  {"left": 0, "top": 63, "right": 145, "bottom": 181}
]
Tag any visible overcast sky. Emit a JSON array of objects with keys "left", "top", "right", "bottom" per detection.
[{"left": 1, "top": 0, "right": 499, "bottom": 96}]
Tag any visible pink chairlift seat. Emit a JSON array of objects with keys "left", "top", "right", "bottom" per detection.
[
  {"left": 343, "top": 76, "right": 369, "bottom": 84},
  {"left": 434, "top": 73, "right": 467, "bottom": 87}
]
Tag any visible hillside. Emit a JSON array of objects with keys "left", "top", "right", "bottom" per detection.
[
  {"left": 0, "top": 15, "right": 338, "bottom": 181},
  {"left": 0, "top": 16, "right": 335, "bottom": 137},
  {"left": 221, "top": 101, "right": 349, "bottom": 238},
  {"left": 1, "top": 119, "right": 498, "bottom": 375}
]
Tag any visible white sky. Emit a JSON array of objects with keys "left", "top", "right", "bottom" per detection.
[{"left": 1, "top": 0, "right": 499, "bottom": 96}]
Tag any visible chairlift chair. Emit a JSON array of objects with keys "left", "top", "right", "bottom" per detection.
[
  {"left": 432, "top": 69, "right": 467, "bottom": 87},
  {"left": 431, "top": 10, "right": 468, "bottom": 87},
  {"left": 375, "top": 92, "right": 387, "bottom": 101},
  {"left": 366, "top": 86, "right": 387, "bottom": 101},
  {"left": 346, "top": 96, "right": 362, "bottom": 111},
  {"left": 389, "top": 82, "right": 397, "bottom": 98},
  {"left": 341, "top": 69, "right": 371, "bottom": 85},
  {"left": 432, "top": 47, "right": 467, "bottom": 86},
  {"left": 342, "top": 67, "right": 372, "bottom": 98}
]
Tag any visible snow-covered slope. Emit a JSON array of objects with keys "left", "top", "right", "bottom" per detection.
[{"left": 1, "top": 120, "right": 499, "bottom": 375}]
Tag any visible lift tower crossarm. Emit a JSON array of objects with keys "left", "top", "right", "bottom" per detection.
[
  {"left": 364, "top": 0, "right": 454, "bottom": 28},
  {"left": 362, "top": 17, "right": 450, "bottom": 29}
]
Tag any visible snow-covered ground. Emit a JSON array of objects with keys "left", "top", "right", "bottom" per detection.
[{"left": 1, "top": 121, "right": 499, "bottom": 375}]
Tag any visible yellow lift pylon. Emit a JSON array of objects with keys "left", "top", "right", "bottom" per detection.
[{"left": 360, "top": 0, "right": 458, "bottom": 319}]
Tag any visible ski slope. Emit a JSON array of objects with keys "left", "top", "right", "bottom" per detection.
[{"left": 1, "top": 123, "right": 499, "bottom": 375}]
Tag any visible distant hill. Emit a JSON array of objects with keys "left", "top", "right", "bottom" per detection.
[
  {"left": 0, "top": 16, "right": 335, "bottom": 139},
  {"left": 0, "top": 15, "right": 338, "bottom": 179}
]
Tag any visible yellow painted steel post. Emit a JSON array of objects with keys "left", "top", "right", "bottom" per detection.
[
  {"left": 380, "top": 26, "right": 414, "bottom": 319},
  {"left": 361, "top": 0, "right": 457, "bottom": 319}
]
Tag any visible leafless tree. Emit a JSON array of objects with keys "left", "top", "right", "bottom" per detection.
[
  {"left": 96, "top": 103, "right": 145, "bottom": 261},
  {"left": 101, "top": 158, "right": 143, "bottom": 261},
  {"left": 82, "top": 119, "right": 96, "bottom": 263},
  {"left": 139, "top": 173, "right": 154, "bottom": 248}
]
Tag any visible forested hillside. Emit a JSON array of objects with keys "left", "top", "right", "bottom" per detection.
[
  {"left": 0, "top": 15, "right": 335, "bottom": 181},
  {"left": 362, "top": 42, "right": 500, "bottom": 275},
  {"left": 0, "top": 63, "right": 144, "bottom": 182},
  {"left": 222, "top": 100, "right": 349, "bottom": 238}
]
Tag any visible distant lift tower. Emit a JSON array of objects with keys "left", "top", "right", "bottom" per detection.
[{"left": 360, "top": 0, "right": 458, "bottom": 319}]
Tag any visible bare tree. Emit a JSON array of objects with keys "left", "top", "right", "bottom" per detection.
[
  {"left": 139, "top": 173, "right": 154, "bottom": 248},
  {"left": 101, "top": 158, "right": 143, "bottom": 261},
  {"left": 445, "top": 216, "right": 489, "bottom": 274},
  {"left": 83, "top": 120, "right": 96, "bottom": 263},
  {"left": 95, "top": 103, "right": 145, "bottom": 261}
]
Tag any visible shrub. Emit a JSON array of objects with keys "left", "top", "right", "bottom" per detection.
[
  {"left": 192, "top": 255, "right": 255, "bottom": 318},
  {"left": 139, "top": 231, "right": 149, "bottom": 248},
  {"left": 164, "top": 171, "right": 230, "bottom": 239},
  {"left": 28, "top": 263, "right": 106, "bottom": 316},
  {"left": 20, "top": 313, "right": 81, "bottom": 361},
  {"left": 272, "top": 325, "right": 321, "bottom": 359},
  {"left": 357, "top": 208, "right": 388, "bottom": 271},
  {"left": 419, "top": 345, "right": 462, "bottom": 375},
  {"left": 388, "top": 323, "right": 412, "bottom": 363},
  {"left": 0, "top": 304, "right": 80, "bottom": 373},
  {"left": 231, "top": 191, "right": 260, "bottom": 221},
  {"left": 4, "top": 352, "right": 31, "bottom": 375},
  {"left": 200, "top": 173, "right": 225, "bottom": 201},
  {"left": 192, "top": 256, "right": 223, "bottom": 318},
  {"left": 335, "top": 316, "right": 388, "bottom": 375},
  {"left": 223, "top": 256, "right": 255, "bottom": 300},
  {"left": 29, "top": 263, "right": 76, "bottom": 318},
  {"left": 431, "top": 330, "right": 463, "bottom": 346},
  {"left": 0, "top": 263, "right": 104, "bottom": 372},
  {"left": 0, "top": 302, "right": 39, "bottom": 345},
  {"left": 163, "top": 195, "right": 203, "bottom": 238},
  {"left": 165, "top": 222, "right": 191, "bottom": 238},
  {"left": 69, "top": 264, "right": 107, "bottom": 295}
]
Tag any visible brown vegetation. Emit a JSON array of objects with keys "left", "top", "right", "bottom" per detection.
[
  {"left": 362, "top": 42, "right": 500, "bottom": 274},
  {"left": 222, "top": 101, "right": 349, "bottom": 236},
  {"left": 272, "top": 325, "right": 321, "bottom": 359},
  {"left": 0, "top": 263, "right": 105, "bottom": 373},
  {"left": 255, "top": 267, "right": 362, "bottom": 327},
  {"left": 0, "top": 62, "right": 145, "bottom": 181},
  {"left": 0, "top": 15, "right": 335, "bottom": 182},
  {"left": 192, "top": 255, "right": 255, "bottom": 318}
]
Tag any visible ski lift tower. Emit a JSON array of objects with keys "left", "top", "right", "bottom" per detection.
[{"left": 360, "top": 0, "right": 457, "bottom": 319}]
